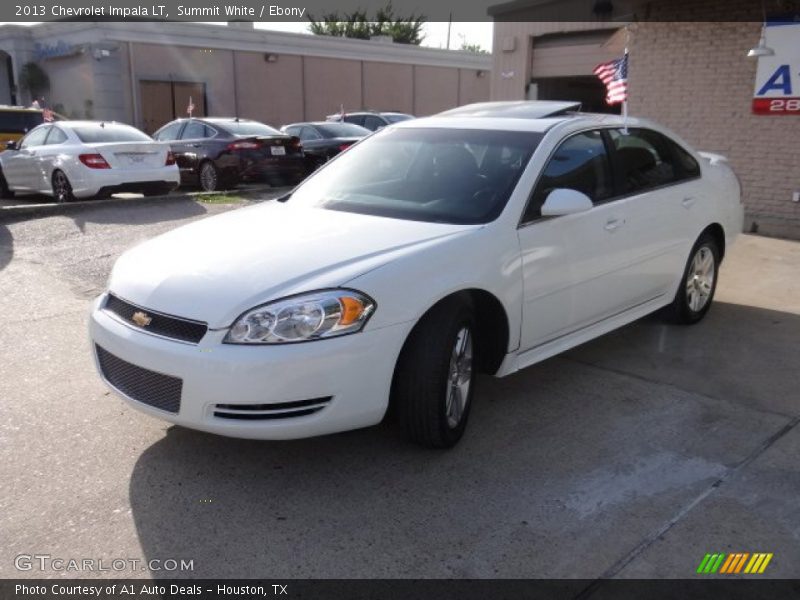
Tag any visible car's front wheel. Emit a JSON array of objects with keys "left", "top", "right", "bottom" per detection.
[
  {"left": 392, "top": 298, "right": 476, "bottom": 448},
  {"left": 52, "top": 170, "right": 75, "bottom": 203},
  {"left": 666, "top": 233, "right": 720, "bottom": 324}
]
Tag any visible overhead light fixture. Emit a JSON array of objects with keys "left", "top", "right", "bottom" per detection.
[
  {"left": 748, "top": 29, "right": 775, "bottom": 57},
  {"left": 748, "top": 0, "right": 775, "bottom": 57}
]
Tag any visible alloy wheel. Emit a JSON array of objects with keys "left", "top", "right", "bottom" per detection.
[
  {"left": 686, "top": 246, "right": 716, "bottom": 312},
  {"left": 53, "top": 171, "right": 72, "bottom": 203},
  {"left": 445, "top": 326, "right": 473, "bottom": 429},
  {"left": 199, "top": 163, "right": 218, "bottom": 191}
]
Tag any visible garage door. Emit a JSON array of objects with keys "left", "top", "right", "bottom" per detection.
[
  {"left": 531, "top": 29, "right": 624, "bottom": 78},
  {"left": 140, "top": 81, "right": 207, "bottom": 134}
]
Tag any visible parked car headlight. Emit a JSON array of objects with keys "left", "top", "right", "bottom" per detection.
[{"left": 224, "top": 289, "right": 376, "bottom": 344}]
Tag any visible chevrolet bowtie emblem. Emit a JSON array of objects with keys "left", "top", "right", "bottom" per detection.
[{"left": 132, "top": 311, "right": 152, "bottom": 327}]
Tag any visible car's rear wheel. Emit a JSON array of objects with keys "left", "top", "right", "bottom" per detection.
[
  {"left": 198, "top": 161, "right": 219, "bottom": 192},
  {"left": 392, "top": 298, "right": 476, "bottom": 448},
  {"left": 52, "top": 170, "right": 75, "bottom": 203},
  {"left": 666, "top": 233, "right": 720, "bottom": 324},
  {"left": 0, "top": 168, "right": 14, "bottom": 199}
]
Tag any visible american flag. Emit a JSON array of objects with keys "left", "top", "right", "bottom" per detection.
[
  {"left": 593, "top": 52, "right": 629, "bottom": 105},
  {"left": 43, "top": 108, "right": 54, "bottom": 122}
]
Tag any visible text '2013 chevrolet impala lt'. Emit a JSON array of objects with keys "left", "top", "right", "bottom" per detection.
[{"left": 90, "top": 101, "right": 743, "bottom": 448}]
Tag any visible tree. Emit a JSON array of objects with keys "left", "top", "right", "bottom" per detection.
[
  {"left": 308, "top": 2, "right": 425, "bottom": 45},
  {"left": 18, "top": 62, "right": 50, "bottom": 100},
  {"left": 459, "top": 35, "right": 489, "bottom": 54}
]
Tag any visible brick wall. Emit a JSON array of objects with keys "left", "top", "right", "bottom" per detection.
[{"left": 628, "top": 21, "right": 800, "bottom": 239}]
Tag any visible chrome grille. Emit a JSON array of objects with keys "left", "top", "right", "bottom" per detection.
[
  {"left": 96, "top": 345, "right": 182, "bottom": 414},
  {"left": 104, "top": 294, "right": 207, "bottom": 344},
  {"left": 213, "top": 397, "right": 331, "bottom": 420}
]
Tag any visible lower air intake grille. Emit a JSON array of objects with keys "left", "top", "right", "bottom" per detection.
[
  {"left": 96, "top": 345, "right": 182, "bottom": 414},
  {"left": 213, "top": 397, "right": 331, "bottom": 420}
]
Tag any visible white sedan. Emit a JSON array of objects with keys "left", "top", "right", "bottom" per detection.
[
  {"left": 0, "top": 120, "right": 179, "bottom": 202},
  {"left": 89, "top": 101, "right": 743, "bottom": 448}
]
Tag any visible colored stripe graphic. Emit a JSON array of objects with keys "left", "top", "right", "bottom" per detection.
[{"left": 701, "top": 552, "right": 774, "bottom": 575}]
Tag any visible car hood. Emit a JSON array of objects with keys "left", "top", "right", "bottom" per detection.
[{"left": 109, "top": 201, "right": 478, "bottom": 328}]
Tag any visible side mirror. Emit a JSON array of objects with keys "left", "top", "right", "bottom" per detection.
[
  {"left": 541, "top": 188, "right": 593, "bottom": 217},
  {"left": 5, "top": 140, "right": 17, "bottom": 151}
]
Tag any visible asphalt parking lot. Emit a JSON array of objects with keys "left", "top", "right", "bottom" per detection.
[{"left": 1, "top": 197, "right": 798, "bottom": 581}]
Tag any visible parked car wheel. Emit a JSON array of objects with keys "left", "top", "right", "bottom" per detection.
[
  {"left": 666, "top": 233, "right": 720, "bottom": 324},
  {"left": 198, "top": 161, "right": 219, "bottom": 192},
  {"left": 0, "top": 168, "right": 14, "bottom": 199},
  {"left": 52, "top": 170, "right": 75, "bottom": 203},
  {"left": 392, "top": 298, "right": 476, "bottom": 448}
]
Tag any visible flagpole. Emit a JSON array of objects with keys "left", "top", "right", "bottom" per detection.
[{"left": 622, "top": 27, "right": 630, "bottom": 134}]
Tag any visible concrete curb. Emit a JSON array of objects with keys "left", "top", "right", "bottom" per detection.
[{"left": 0, "top": 185, "right": 285, "bottom": 225}]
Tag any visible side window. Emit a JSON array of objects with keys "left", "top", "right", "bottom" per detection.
[
  {"left": 609, "top": 128, "right": 678, "bottom": 194},
  {"left": 669, "top": 140, "right": 701, "bottom": 179},
  {"left": 343, "top": 115, "right": 364, "bottom": 126},
  {"left": 525, "top": 130, "right": 612, "bottom": 222},
  {"left": 19, "top": 126, "right": 50, "bottom": 149},
  {"left": 363, "top": 116, "right": 385, "bottom": 131},
  {"left": 284, "top": 126, "right": 300, "bottom": 137},
  {"left": 44, "top": 127, "right": 68, "bottom": 145},
  {"left": 153, "top": 122, "right": 182, "bottom": 141},
  {"left": 181, "top": 121, "right": 211, "bottom": 140},
  {"left": 299, "top": 127, "right": 322, "bottom": 141}
]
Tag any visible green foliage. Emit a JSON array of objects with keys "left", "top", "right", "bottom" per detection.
[
  {"left": 459, "top": 41, "right": 489, "bottom": 54},
  {"left": 18, "top": 62, "right": 50, "bottom": 98},
  {"left": 308, "top": 2, "right": 425, "bottom": 45}
]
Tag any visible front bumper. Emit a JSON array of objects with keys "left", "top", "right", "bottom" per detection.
[{"left": 88, "top": 294, "right": 411, "bottom": 440}]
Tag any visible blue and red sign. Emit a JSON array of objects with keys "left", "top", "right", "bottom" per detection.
[{"left": 752, "top": 21, "right": 800, "bottom": 115}]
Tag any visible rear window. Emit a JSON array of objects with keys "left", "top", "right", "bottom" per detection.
[
  {"left": 315, "top": 123, "right": 370, "bottom": 138},
  {"left": 72, "top": 124, "right": 152, "bottom": 144},
  {"left": 0, "top": 111, "right": 44, "bottom": 134},
  {"left": 215, "top": 120, "right": 281, "bottom": 137},
  {"left": 384, "top": 114, "right": 413, "bottom": 123}
]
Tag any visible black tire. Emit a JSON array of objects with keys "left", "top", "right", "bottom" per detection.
[
  {"left": 0, "top": 168, "right": 13, "bottom": 199},
  {"left": 52, "top": 170, "right": 75, "bottom": 203},
  {"left": 392, "top": 297, "right": 476, "bottom": 448},
  {"left": 665, "top": 233, "right": 720, "bottom": 324},
  {"left": 198, "top": 161, "right": 219, "bottom": 192}
]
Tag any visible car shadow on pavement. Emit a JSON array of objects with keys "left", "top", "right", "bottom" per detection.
[
  {"left": 0, "top": 223, "right": 11, "bottom": 272},
  {"left": 126, "top": 301, "right": 799, "bottom": 579},
  {"left": 66, "top": 198, "right": 210, "bottom": 233}
]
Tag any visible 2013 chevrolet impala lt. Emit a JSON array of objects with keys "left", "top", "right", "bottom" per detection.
[{"left": 90, "top": 101, "right": 743, "bottom": 448}]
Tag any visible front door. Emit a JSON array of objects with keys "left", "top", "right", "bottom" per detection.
[{"left": 518, "top": 129, "right": 631, "bottom": 350}]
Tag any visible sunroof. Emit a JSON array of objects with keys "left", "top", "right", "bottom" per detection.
[{"left": 437, "top": 101, "right": 582, "bottom": 119}]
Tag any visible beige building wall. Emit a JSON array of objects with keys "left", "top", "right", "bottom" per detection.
[
  {"left": 363, "top": 62, "right": 414, "bottom": 114},
  {"left": 303, "top": 57, "right": 363, "bottom": 120},
  {"left": 414, "top": 66, "right": 460, "bottom": 116},
  {"left": 132, "top": 43, "right": 237, "bottom": 117},
  {"left": 459, "top": 68, "right": 491, "bottom": 106},
  {"left": 628, "top": 20, "right": 799, "bottom": 238},
  {"left": 234, "top": 52, "right": 304, "bottom": 127}
]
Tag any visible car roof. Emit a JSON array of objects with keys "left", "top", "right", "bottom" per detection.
[
  {"left": 437, "top": 100, "right": 581, "bottom": 119},
  {"left": 49, "top": 120, "right": 134, "bottom": 128}
]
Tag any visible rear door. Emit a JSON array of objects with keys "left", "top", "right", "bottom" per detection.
[
  {"left": 174, "top": 120, "right": 214, "bottom": 178},
  {"left": 604, "top": 127, "right": 694, "bottom": 302}
]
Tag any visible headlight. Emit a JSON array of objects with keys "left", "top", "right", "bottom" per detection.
[{"left": 224, "top": 289, "right": 376, "bottom": 344}]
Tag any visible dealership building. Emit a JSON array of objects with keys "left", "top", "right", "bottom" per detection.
[
  {"left": 490, "top": 0, "right": 800, "bottom": 239},
  {"left": 0, "top": 21, "right": 491, "bottom": 133}
]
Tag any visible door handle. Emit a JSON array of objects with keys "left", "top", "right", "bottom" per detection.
[
  {"left": 604, "top": 218, "right": 624, "bottom": 232},
  {"left": 190, "top": 143, "right": 201, "bottom": 148},
  {"left": 682, "top": 196, "right": 696, "bottom": 208}
]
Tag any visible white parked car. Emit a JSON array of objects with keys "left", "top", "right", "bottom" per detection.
[
  {"left": 0, "top": 121, "right": 179, "bottom": 202},
  {"left": 89, "top": 101, "right": 743, "bottom": 448}
]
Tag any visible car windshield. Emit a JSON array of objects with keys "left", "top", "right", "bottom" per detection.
[
  {"left": 289, "top": 127, "right": 542, "bottom": 224},
  {"left": 218, "top": 120, "right": 281, "bottom": 137},
  {"left": 384, "top": 114, "right": 413, "bottom": 123},
  {"left": 315, "top": 123, "right": 370, "bottom": 138},
  {"left": 72, "top": 124, "right": 152, "bottom": 143}
]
